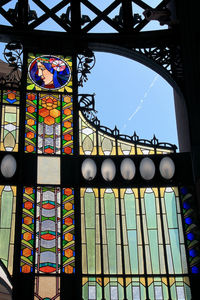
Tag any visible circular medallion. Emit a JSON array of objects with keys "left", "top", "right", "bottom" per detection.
[{"left": 28, "top": 55, "right": 71, "bottom": 90}]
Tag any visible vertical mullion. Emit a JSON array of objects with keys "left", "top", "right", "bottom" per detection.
[
  {"left": 70, "top": 0, "right": 81, "bottom": 34},
  {"left": 137, "top": 188, "right": 149, "bottom": 300},
  {"left": 118, "top": 188, "right": 127, "bottom": 300},
  {"left": 157, "top": 187, "right": 172, "bottom": 300},
  {"left": 0, "top": 88, "right": 2, "bottom": 144},
  {"left": 73, "top": 53, "right": 81, "bottom": 298},
  {"left": 75, "top": 186, "right": 81, "bottom": 298},
  {"left": 55, "top": 187, "right": 59, "bottom": 273},
  {"left": 121, "top": 0, "right": 134, "bottom": 30},
  {"left": 36, "top": 91, "right": 39, "bottom": 155},
  {"left": 98, "top": 187, "right": 105, "bottom": 300}
]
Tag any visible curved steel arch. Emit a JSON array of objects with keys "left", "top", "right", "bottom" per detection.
[{"left": 89, "top": 42, "right": 183, "bottom": 98}]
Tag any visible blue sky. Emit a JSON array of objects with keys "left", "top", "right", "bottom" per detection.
[{"left": 0, "top": 0, "right": 178, "bottom": 147}]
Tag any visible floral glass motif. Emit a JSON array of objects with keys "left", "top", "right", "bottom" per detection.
[
  {"left": 27, "top": 54, "right": 72, "bottom": 92},
  {"left": 38, "top": 94, "right": 61, "bottom": 154}
]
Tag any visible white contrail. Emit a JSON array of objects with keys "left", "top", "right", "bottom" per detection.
[{"left": 127, "top": 74, "right": 159, "bottom": 122}]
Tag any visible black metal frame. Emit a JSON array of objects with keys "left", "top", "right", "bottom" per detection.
[{"left": 0, "top": 1, "right": 199, "bottom": 299}]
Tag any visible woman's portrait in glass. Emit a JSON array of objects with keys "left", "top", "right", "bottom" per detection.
[{"left": 29, "top": 55, "right": 71, "bottom": 90}]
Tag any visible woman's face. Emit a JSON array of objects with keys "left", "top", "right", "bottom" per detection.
[{"left": 37, "top": 62, "right": 53, "bottom": 85}]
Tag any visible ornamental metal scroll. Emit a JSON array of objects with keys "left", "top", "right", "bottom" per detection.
[{"left": 2, "top": 41, "right": 23, "bottom": 88}]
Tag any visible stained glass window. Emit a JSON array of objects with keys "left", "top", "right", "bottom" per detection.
[
  {"left": 0, "top": 49, "right": 198, "bottom": 300},
  {"left": 19, "top": 52, "right": 74, "bottom": 299},
  {"left": 81, "top": 186, "right": 192, "bottom": 299}
]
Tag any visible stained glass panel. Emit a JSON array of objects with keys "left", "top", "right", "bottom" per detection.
[
  {"left": 125, "top": 277, "right": 146, "bottom": 300},
  {"left": 81, "top": 188, "right": 101, "bottom": 274},
  {"left": 117, "top": 140, "right": 136, "bottom": 155},
  {"left": 27, "top": 54, "right": 72, "bottom": 93},
  {"left": 98, "top": 132, "right": 116, "bottom": 155},
  {"left": 25, "top": 93, "right": 37, "bottom": 153},
  {"left": 62, "top": 95, "right": 73, "bottom": 155},
  {"left": 37, "top": 156, "right": 60, "bottom": 185},
  {"left": 161, "top": 187, "right": 188, "bottom": 274},
  {"left": 101, "top": 188, "right": 122, "bottom": 274},
  {"left": 34, "top": 276, "right": 60, "bottom": 300},
  {"left": 79, "top": 112, "right": 97, "bottom": 155},
  {"left": 82, "top": 277, "right": 102, "bottom": 300},
  {"left": 35, "top": 187, "right": 61, "bottom": 274},
  {"left": 104, "top": 278, "right": 124, "bottom": 300},
  {"left": 20, "top": 187, "right": 35, "bottom": 273},
  {"left": 62, "top": 188, "right": 75, "bottom": 274},
  {"left": 2, "top": 90, "right": 20, "bottom": 105},
  {"left": 120, "top": 188, "right": 144, "bottom": 274},
  {"left": 140, "top": 188, "right": 166, "bottom": 274},
  {"left": 0, "top": 105, "right": 20, "bottom": 152},
  {"left": 169, "top": 277, "right": 191, "bottom": 300},
  {"left": 0, "top": 185, "right": 16, "bottom": 275},
  {"left": 38, "top": 93, "right": 61, "bottom": 154},
  {"left": 147, "top": 277, "right": 168, "bottom": 300}
]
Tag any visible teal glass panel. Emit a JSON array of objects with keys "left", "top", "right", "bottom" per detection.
[
  {"left": 104, "top": 278, "right": 124, "bottom": 300},
  {"left": 0, "top": 185, "right": 16, "bottom": 274},
  {"left": 101, "top": 189, "right": 122, "bottom": 274},
  {"left": 81, "top": 188, "right": 101, "bottom": 274},
  {"left": 142, "top": 188, "right": 165, "bottom": 274},
  {"left": 121, "top": 188, "right": 143, "bottom": 274},
  {"left": 163, "top": 188, "right": 187, "bottom": 274}
]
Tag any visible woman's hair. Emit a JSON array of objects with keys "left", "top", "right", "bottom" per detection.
[{"left": 29, "top": 56, "right": 70, "bottom": 88}]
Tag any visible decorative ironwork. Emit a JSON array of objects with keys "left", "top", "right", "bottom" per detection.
[
  {"left": 133, "top": 46, "right": 171, "bottom": 72},
  {"left": 143, "top": 7, "right": 172, "bottom": 26},
  {"left": 0, "top": 0, "right": 173, "bottom": 33},
  {"left": 132, "top": 44, "right": 184, "bottom": 85},
  {"left": 112, "top": 6, "right": 142, "bottom": 28},
  {"left": 7, "top": 3, "right": 37, "bottom": 24},
  {"left": 1, "top": 41, "right": 23, "bottom": 87},
  {"left": 77, "top": 50, "right": 96, "bottom": 87}
]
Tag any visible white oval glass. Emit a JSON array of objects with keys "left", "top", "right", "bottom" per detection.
[
  {"left": 101, "top": 158, "right": 116, "bottom": 181},
  {"left": 81, "top": 158, "right": 97, "bottom": 180},
  {"left": 139, "top": 157, "right": 155, "bottom": 180},
  {"left": 159, "top": 156, "right": 175, "bottom": 179},
  {"left": 1, "top": 154, "right": 17, "bottom": 178},
  {"left": 120, "top": 158, "right": 136, "bottom": 180}
]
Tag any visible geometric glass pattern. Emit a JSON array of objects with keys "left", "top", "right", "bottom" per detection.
[
  {"left": 25, "top": 93, "right": 37, "bottom": 153},
  {"left": 35, "top": 187, "right": 61, "bottom": 274},
  {"left": 0, "top": 104, "right": 20, "bottom": 152},
  {"left": 20, "top": 187, "right": 35, "bottom": 273},
  {"left": 81, "top": 186, "right": 191, "bottom": 299},
  {"left": 25, "top": 93, "right": 73, "bottom": 154},
  {"left": 0, "top": 47, "right": 196, "bottom": 300},
  {"left": 62, "top": 188, "right": 75, "bottom": 273}
]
